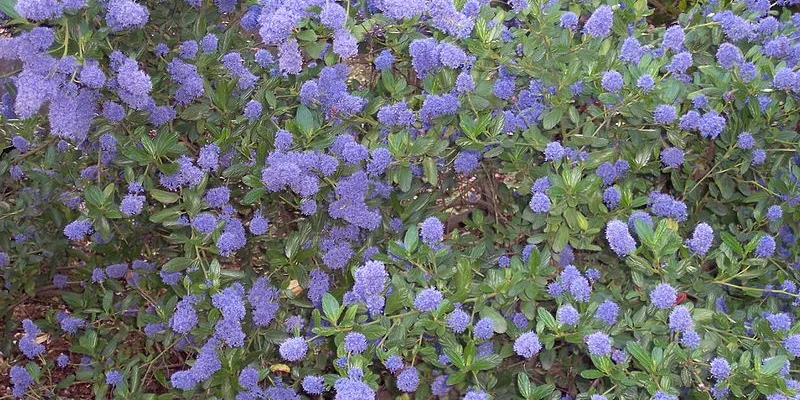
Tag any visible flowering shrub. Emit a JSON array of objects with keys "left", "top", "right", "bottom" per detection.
[{"left": 2, "top": 0, "right": 800, "bottom": 398}]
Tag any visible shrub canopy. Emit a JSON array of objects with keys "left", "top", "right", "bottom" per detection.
[{"left": 2, "top": 0, "right": 800, "bottom": 399}]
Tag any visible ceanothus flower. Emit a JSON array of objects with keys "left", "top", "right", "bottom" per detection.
[
  {"left": 686, "top": 222, "right": 714, "bottom": 256},
  {"left": 529, "top": 193, "right": 551, "bottom": 213},
  {"left": 584, "top": 5, "right": 613, "bottom": 38},
  {"left": 396, "top": 367, "right": 419, "bottom": 392},
  {"left": 755, "top": 235, "right": 776, "bottom": 258},
  {"left": 344, "top": 332, "right": 368, "bottom": 354},
  {"left": 606, "top": 219, "right": 636, "bottom": 257},
  {"left": 447, "top": 308, "right": 470, "bottom": 333},
  {"left": 474, "top": 317, "right": 494, "bottom": 339},
  {"left": 557, "top": 304, "right": 580, "bottom": 326},
  {"left": 279, "top": 337, "right": 308, "bottom": 361},
  {"left": 420, "top": 217, "right": 444, "bottom": 247},
  {"left": 752, "top": 148, "right": 766, "bottom": 165},
  {"left": 650, "top": 283, "right": 677, "bottom": 309},
  {"left": 514, "top": 331, "right": 542, "bottom": 358},
  {"left": 637, "top": 74, "right": 654, "bottom": 92},
  {"left": 668, "top": 306, "right": 694, "bottom": 332},
  {"left": 784, "top": 334, "right": 800, "bottom": 357},
  {"left": 584, "top": 331, "right": 612, "bottom": 356},
  {"left": 601, "top": 70, "right": 623, "bottom": 92},
  {"left": 595, "top": 300, "right": 620, "bottom": 325},
  {"left": 710, "top": 357, "right": 730, "bottom": 381},
  {"left": 105, "top": 0, "right": 149, "bottom": 32},
  {"left": 766, "top": 205, "right": 782, "bottom": 221},
  {"left": 414, "top": 288, "right": 443, "bottom": 312},
  {"left": 660, "top": 147, "right": 684, "bottom": 168},
  {"left": 560, "top": 12, "right": 578, "bottom": 29},
  {"left": 653, "top": 104, "right": 677, "bottom": 124}
]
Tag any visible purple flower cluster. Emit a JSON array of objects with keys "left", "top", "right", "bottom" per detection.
[
  {"left": 344, "top": 260, "right": 388, "bottom": 316},
  {"left": 649, "top": 192, "right": 688, "bottom": 222},
  {"left": 300, "top": 65, "right": 366, "bottom": 120},
  {"left": 170, "top": 339, "right": 222, "bottom": 390},
  {"left": 221, "top": 52, "right": 258, "bottom": 90},
  {"left": 606, "top": 219, "right": 636, "bottom": 257}
]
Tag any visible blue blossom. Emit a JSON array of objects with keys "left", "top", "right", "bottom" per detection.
[
  {"left": 584, "top": 331, "right": 612, "bottom": 356},
  {"left": 243, "top": 100, "right": 262, "bottom": 122},
  {"left": 752, "top": 148, "right": 767, "bottom": 165},
  {"left": 668, "top": 306, "right": 694, "bottom": 332},
  {"left": 737, "top": 132, "right": 755, "bottom": 149},
  {"left": 606, "top": 219, "right": 636, "bottom": 257},
  {"left": 653, "top": 104, "right": 677, "bottom": 124},
  {"left": 384, "top": 355, "right": 403, "bottom": 373},
  {"left": 663, "top": 25, "right": 685, "bottom": 52},
  {"left": 783, "top": 334, "right": 800, "bottom": 357},
  {"left": 709, "top": 357, "right": 730, "bottom": 381},
  {"left": 63, "top": 219, "right": 92, "bottom": 241},
  {"left": 767, "top": 205, "right": 782, "bottom": 221},
  {"left": 595, "top": 300, "right": 619, "bottom": 325},
  {"left": 19, "top": 319, "right": 45, "bottom": 358},
  {"left": 106, "top": 370, "right": 123, "bottom": 386},
  {"left": 396, "top": 367, "right": 419, "bottom": 392},
  {"left": 420, "top": 217, "right": 444, "bottom": 247},
  {"left": 560, "top": 12, "right": 578, "bottom": 29},
  {"left": 637, "top": 74, "right": 654, "bottom": 92},
  {"left": 603, "top": 187, "right": 621, "bottom": 209},
  {"left": 344, "top": 332, "right": 368, "bottom": 354},
  {"left": 601, "top": 70, "right": 623, "bottom": 92},
  {"left": 653, "top": 392, "right": 678, "bottom": 400},
  {"left": 447, "top": 308, "right": 470, "bottom": 333},
  {"left": 302, "top": 375, "right": 325, "bottom": 395},
  {"left": 651, "top": 283, "right": 677, "bottom": 309},
  {"left": 755, "top": 235, "right": 776, "bottom": 258},
  {"left": 584, "top": 5, "right": 613, "bottom": 38},
  {"left": 686, "top": 222, "right": 714, "bottom": 256},
  {"left": 766, "top": 313, "right": 791, "bottom": 332},
  {"left": 529, "top": 192, "right": 551, "bottom": 213},
  {"left": 514, "top": 331, "right": 542, "bottom": 358},
  {"left": 374, "top": 49, "right": 394, "bottom": 70},
  {"left": 414, "top": 288, "right": 443, "bottom": 312},
  {"left": 333, "top": 373, "right": 375, "bottom": 399},
  {"left": 557, "top": 304, "right": 580, "bottom": 326},
  {"left": 454, "top": 150, "right": 481, "bottom": 174},
  {"left": 544, "top": 141, "right": 565, "bottom": 161},
  {"left": 10, "top": 365, "right": 33, "bottom": 398},
  {"left": 474, "top": 317, "right": 494, "bottom": 339},
  {"left": 105, "top": 0, "right": 149, "bottom": 31},
  {"left": 620, "top": 37, "right": 645, "bottom": 64},
  {"left": 430, "top": 375, "right": 449, "bottom": 396},
  {"left": 660, "top": 147, "right": 684, "bottom": 168},
  {"left": 279, "top": 337, "right": 308, "bottom": 361},
  {"left": 716, "top": 43, "right": 744, "bottom": 70}
]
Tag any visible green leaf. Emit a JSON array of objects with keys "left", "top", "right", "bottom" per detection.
[
  {"left": 322, "top": 293, "right": 341, "bottom": 324},
  {"left": 471, "top": 354, "right": 503, "bottom": 371},
  {"left": 580, "top": 369, "right": 604, "bottom": 379},
  {"left": 761, "top": 355, "right": 788, "bottom": 376},
  {"left": 296, "top": 105, "right": 316, "bottom": 137},
  {"left": 536, "top": 307, "right": 558, "bottom": 332},
  {"left": 423, "top": 157, "right": 438, "bottom": 185},
  {"left": 162, "top": 257, "right": 194, "bottom": 272},
  {"left": 517, "top": 373, "right": 532, "bottom": 398},
  {"left": 404, "top": 225, "right": 419, "bottom": 253},
  {"left": 241, "top": 187, "right": 266, "bottom": 205},
  {"left": 84, "top": 186, "right": 105, "bottom": 208},
  {"left": 626, "top": 342, "right": 654, "bottom": 373},
  {"left": 0, "top": 0, "right": 21, "bottom": 19},
  {"left": 150, "top": 189, "right": 180, "bottom": 204}
]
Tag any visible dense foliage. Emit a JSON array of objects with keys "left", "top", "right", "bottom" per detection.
[{"left": 2, "top": 0, "right": 800, "bottom": 398}]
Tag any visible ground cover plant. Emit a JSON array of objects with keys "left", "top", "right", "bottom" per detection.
[{"left": 1, "top": 0, "right": 800, "bottom": 398}]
